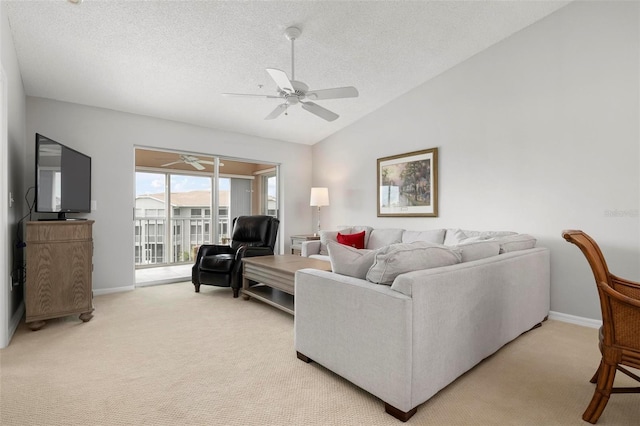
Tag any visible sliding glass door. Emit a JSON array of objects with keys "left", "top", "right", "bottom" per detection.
[
  {"left": 169, "top": 174, "right": 212, "bottom": 263},
  {"left": 134, "top": 149, "right": 279, "bottom": 280}
]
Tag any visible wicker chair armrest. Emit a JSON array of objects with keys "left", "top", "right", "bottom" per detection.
[
  {"left": 598, "top": 281, "right": 640, "bottom": 308},
  {"left": 611, "top": 275, "right": 640, "bottom": 290}
]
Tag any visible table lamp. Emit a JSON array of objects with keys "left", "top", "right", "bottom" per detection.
[{"left": 310, "top": 187, "right": 329, "bottom": 236}]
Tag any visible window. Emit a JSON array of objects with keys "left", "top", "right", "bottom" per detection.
[{"left": 262, "top": 173, "right": 278, "bottom": 217}]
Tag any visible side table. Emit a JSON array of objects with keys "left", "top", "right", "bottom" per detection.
[{"left": 290, "top": 234, "right": 320, "bottom": 255}]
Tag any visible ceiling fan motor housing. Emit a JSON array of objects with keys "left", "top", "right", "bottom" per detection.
[{"left": 281, "top": 80, "right": 308, "bottom": 104}]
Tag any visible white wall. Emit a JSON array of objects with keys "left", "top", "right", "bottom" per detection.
[
  {"left": 25, "top": 97, "right": 313, "bottom": 293},
  {"left": 1, "top": 2, "right": 27, "bottom": 348},
  {"left": 312, "top": 1, "right": 639, "bottom": 320}
]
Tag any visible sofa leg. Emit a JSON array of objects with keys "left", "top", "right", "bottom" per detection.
[
  {"left": 384, "top": 403, "right": 417, "bottom": 422},
  {"left": 194, "top": 283, "right": 200, "bottom": 293},
  {"left": 232, "top": 287, "right": 239, "bottom": 298},
  {"left": 296, "top": 352, "right": 312, "bottom": 363}
]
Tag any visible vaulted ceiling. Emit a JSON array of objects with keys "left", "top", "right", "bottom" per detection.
[{"left": 5, "top": 0, "right": 570, "bottom": 145}]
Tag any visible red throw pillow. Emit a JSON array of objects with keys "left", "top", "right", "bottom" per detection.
[{"left": 337, "top": 230, "right": 366, "bottom": 249}]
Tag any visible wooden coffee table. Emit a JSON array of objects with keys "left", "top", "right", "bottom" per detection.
[{"left": 242, "top": 255, "right": 331, "bottom": 315}]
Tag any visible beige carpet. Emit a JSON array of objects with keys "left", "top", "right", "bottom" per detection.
[{"left": 1, "top": 282, "right": 638, "bottom": 426}]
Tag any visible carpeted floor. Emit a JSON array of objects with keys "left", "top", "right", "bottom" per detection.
[{"left": 1, "top": 282, "right": 638, "bottom": 425}]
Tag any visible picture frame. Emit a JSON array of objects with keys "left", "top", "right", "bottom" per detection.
[{"left": 377, "top": 148, "right": 438, "bottom": 217}]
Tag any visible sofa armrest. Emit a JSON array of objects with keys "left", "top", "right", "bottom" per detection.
[
  {"left": 294, "top": 269, "right": 413, "bottom": 411},
  {"left": 300, "top": 240, "right": 321, "bottom": 257}
]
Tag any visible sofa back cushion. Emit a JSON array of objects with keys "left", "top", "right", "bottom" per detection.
[
  {"left": 367, "top": 228, "right": 404, "bottom": 249},
  {"left": 366, "top": 241, "right": 462, "bottom": 285},
  {"left": 456, "top": 240, "right": 501, "bottom": 262},
  {"left": 401, "top": 229, "right": 446, "bottom": 245},
  {"left": 327, "top": 242, "right": 378, "bottom": 279}
]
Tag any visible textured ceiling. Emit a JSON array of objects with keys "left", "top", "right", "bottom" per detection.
[{"left": 5, "top": 0, "right": 570, "bottom": 145}]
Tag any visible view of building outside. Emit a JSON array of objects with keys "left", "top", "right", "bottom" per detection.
[
  {"left": 135, "top": 171, "right": 277, "bottom": 267},
  {"left": 135, "top": 172, "right": 223, "bottom": 266}
]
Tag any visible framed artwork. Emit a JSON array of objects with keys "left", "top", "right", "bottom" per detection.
[{"left": 377, "top": 148, "right": 438, "bottom": 217}]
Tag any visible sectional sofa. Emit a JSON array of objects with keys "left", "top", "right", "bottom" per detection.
[{"left": 294, "top": 227, "right": 550, "bottom": 421}]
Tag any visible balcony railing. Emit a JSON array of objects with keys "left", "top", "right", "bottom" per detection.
[{"left": 135, "top": 217, "right": 224, "bottom": 266}]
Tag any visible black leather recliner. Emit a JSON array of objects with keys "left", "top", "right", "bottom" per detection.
[{"left": 191, "top": 215, "right": 280, "bottom": 297}]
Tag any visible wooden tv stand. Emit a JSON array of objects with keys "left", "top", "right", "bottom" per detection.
[{"left": 25, "top": 220, "right": 95, "bottom": 330}]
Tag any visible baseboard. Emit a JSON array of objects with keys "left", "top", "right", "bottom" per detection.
[
  {"left": 549, "top": 311, "right": 602, "bottom": 329},
  {"left": 93, "top": 285, "right": 135, "bottom": 296}
]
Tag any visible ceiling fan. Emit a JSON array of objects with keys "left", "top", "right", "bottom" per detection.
[
  {"left": 222, "top": 26, "right": 359, "bottom": 122},
  {"left": 161, "top": 154, "right": 215, "bottom": 171}
]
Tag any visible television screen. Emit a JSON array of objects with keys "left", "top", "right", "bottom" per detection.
[{"left": 36, "top": 133, "right": 91, "bottom": 218}]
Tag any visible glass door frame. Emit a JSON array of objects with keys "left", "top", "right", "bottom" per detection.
[{"left": 134, "top": 147, "right": 281, "bottom": 271}]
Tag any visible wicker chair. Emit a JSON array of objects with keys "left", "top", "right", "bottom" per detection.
[{"left": 562, "top": 230, "right": 640, "bottom": 424}]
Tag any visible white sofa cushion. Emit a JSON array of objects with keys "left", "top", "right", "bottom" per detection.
[
  {"left": 327, "top": 242, "right": 377, "bottom": 279},
  {"left": 366, "top": 242, "right": 462, "bottom": 285},
  {"left": 349, "top": 226, "right": 374, "bottom": 248},
  {"left": 368, "top": 228, "right": 404, "bottom": 249},
  {"left": 319, "top": 226, "right": 374, "bottom": 255},
  {"left": 319, "top": 227, "right": 352, "bottom": 255},
  {"left": 401, "top": 229, "right": 446, "bottom": 245},
  {"left": 497, "top": 234, "right": 537, "bottom": 253},
  {"left": 455, "top": 240, "right": 501, "bottom": 262},
  {"left": 444, "top": 229, "right": 517, "bottom": 246}
]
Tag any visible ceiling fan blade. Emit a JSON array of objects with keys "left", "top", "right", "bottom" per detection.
[
  {"left": 306, "top": 86, "right": 359, "bottom": 100},
  {"left": 188, "top": 161, "right": 206, "bottom": 171},
  {"left": 265, "top": 104, "right": 288, "bottom": 120},
  {"left": 222, "top": 93, "right": 282, "bottom": 99},
  {"left": 198, "top": 160, "right": 215, "bottom": 165},
  {"left": 266, "top": 68, "right": 294, "bottom": 93},
  {"left": 161, "top": 161, "right": 182, "bottom": 167},
  {"left": 301, "top": 101, "right": 339, "bottom": 122}
]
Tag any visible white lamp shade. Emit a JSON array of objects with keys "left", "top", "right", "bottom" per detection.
[{"left": 310, "top": 187, "right": 329, "bottom": 206}]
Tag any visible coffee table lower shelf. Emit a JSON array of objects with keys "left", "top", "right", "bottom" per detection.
[
  {"left": 241, "top": 255, "right": 332, "bottom": 315},
  {"left": 242, "top": 285, "right": 294, "bottom": 315}
]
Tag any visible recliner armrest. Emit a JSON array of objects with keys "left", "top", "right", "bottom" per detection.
[
  {"left": 230, "top": 246, "right": 274, "bottom": 289},
  {"left": 197, "top": 244, "right": 235, "bottom": 258},
  {"left": 235, "top": 246, "right": 274, "bottom": 261}
]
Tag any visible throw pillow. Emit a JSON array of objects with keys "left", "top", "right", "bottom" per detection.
[
  {"left": 319, "top": 227, "right": 352, "bottom": 255},
  {"left": 367, "top": 228, "right": 404, "bottom": 249},
  {"left": 497, "top": 234, "right": 537, "bottom": 253},
  {"left": 337, "top": 230, "right": 366, "bottom": 249},
  {"left": 455, "top": 240, "right": 501, "bottom": 262},
  {"left": 327, "top": 242, "right": 377, "bottom": 279},
  {"left": 366, "top": 241, "right": 462, "bottom": 285},
  {"left": 444, "top": 229, "right": 468, "bottom": 245}
]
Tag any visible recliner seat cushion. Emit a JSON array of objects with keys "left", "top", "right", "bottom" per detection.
[{"left": 199, "top": 253, "right": 235, "bottom": 272}]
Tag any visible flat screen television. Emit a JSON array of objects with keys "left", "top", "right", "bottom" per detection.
[{"left": 35, "top": 133, "right": 92, "bottom": 220}]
